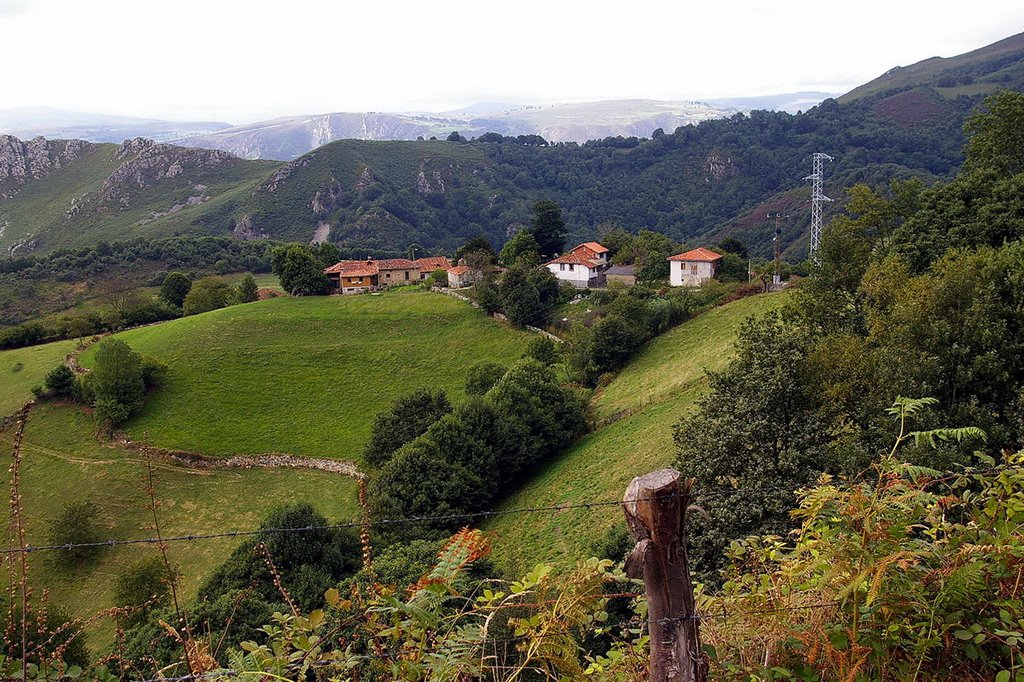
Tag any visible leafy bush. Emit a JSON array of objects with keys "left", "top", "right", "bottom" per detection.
[
  {"left": 43, "top": 364, "right": 77, "bottom": 401},
  {"left": 46, "top": 501, "right": 104, "bottom": 568},
  {"left": 182, "top": 276, "right": 233, "bottom": 315},
  {"left": 114, "top": 557, "right": 177, "bottom": 626},
  {"left": 523, "top": 336, "right": 560, "bottom": 365},
  {"left": 362, "top": 388, "right": 453, "bottom": 468},
  {"left": 465, "top": 361, "right": 507, "bottom": 396}
]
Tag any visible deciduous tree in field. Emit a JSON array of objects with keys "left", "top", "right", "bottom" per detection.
[
  {"left": 271, "top": 244, "right": 330, "bottom": 296},
  {"left": 159, "top": 272, "right": 192, "bottom": 308},
  {"left": 235, "top": 273, "right": 259, "bottom": 303},
  {"left": 182, "top": 277, "right": 232, "bottom": 315}
]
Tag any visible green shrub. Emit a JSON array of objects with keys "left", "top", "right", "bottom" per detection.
[
  {"left": 363, "top": 389, "right": 452, "bottom": 468},
  {"left": 46, "top": 501, "right": 104, "bottom": 569},
  {"left": 44, "top": 364, "right": 77, "bottom": 401},
  {"left": 524, "top": 336, "right": 560, "bottom": 365},
  {"left": 465, "top": 361, "right": 507, "bottom": 396},
  {"left": 182, "top": 277, "right": 233, "bottom": 316},
  {"left": 114, "top": 557, "right": 177, "bottom": 625}
]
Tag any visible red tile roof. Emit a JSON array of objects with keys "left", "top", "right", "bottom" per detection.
[
  {"left": 375, "top": 258, "right": 419, "bottom": 270},
  {"left": 414, "top": 256, "right": 453, "bottom": 271},
  {"left": 573, "top": 241, "right": 608, "bottom": 254},
  {"left": 325, "top": 260, "right": 380, "bottom": 277},
  {"left": 448, "top": 265, "right": 471, "bottom": 275},
  {"left": 667, "top": 247, "right": 723, "bottom": 263},
  {"left": 547, "top": 251, "right": 602, "bottom": 267}
]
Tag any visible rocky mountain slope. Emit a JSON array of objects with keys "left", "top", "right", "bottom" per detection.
[
  {"left": 0, "top": 136, "right": 274, "bottom": 254},
  {"left": 0, "top": 136, "right": 94, "bottom": 199}
]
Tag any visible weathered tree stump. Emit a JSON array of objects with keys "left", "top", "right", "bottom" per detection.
[{"left": 623, "top": 468, "right": 707, "bottom": 682}]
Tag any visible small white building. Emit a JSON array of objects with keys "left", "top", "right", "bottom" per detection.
[
  {"left": 667, "top": 248, "right": 723, "bottom": 287},
  {"left": 447, "top": 265, "right": 473, "bottom": 288},
  {"left": 545, "top": 242, "right": 609, "bottom": 288}
]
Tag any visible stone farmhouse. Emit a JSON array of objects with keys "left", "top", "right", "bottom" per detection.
[
  {"left": 667, "top": 247, "right": 722, "bottom": 287},
  {"left": 545, "top": 241, "right": 610, "bottom": 288},
  {"left": 325, "top": 256, "right": 453, "bottom": 294}
]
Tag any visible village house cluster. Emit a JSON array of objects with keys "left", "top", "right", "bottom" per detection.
[
  {"left": 323, "top": 241, "right": 724, "bottom": 294},
  {"left": 544, "top": 242, "right": 723, "bottom": 289}
]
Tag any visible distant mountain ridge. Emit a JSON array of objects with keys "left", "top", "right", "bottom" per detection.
[
  {"left": 175, "top": 99, "right": 742, "bottom": 160},
  {"left": 0, "top": 95, "right": 842, "bottom": 162},
  {"left": 0, "top": 107, "right": 231, "bottom": 145}
]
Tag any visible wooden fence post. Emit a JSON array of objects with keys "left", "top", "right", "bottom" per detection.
[{"left": 623, "top": 468, "right": 707, "bottom": 682}]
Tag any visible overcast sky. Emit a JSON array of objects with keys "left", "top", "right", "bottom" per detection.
[{"left": 2, "top": 0, "right": 1022, "bottom": 124}]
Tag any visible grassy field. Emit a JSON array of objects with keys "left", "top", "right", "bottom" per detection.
[
  {"left": 483, "top": 292, "right": 790, "bottom": 574},
  {"left": 0, "top": 403, "right": 360, "bottom": 647},
  {"left": 0, "top": 338, "right": 78, "bottom": 415},
  {"left": 80, "top": 290, "right": 534, "bottom": 460}
]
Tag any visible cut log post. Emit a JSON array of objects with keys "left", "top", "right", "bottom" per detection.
[{"left": 623, "top": 468, "right": 707, "bottom": 682}]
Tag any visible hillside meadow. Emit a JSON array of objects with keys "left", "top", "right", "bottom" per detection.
[
  {"left": 79, "top": 289, "right": 535, "bottom": 460},
  {"left": 0, "top": 338, "right": 77, "bottom": 415},
  {"left": 0, "top": 403, "right": 360, "bottom": 644},
  {"left": 484, "top": 291, "right": 790, "bottom": 573}
]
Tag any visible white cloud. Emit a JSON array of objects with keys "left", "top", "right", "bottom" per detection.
[{"left": 0, "top": 0, "right": 1022, "bottom": 123}]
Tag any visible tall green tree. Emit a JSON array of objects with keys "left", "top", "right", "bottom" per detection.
[
  {"left": 498, "top": 230, "right": 541, "bottom": 267},
  {"left": 529, "top": 200, "right": 567, "bottom": 257},
  {"left": 236, "top": 274, "right": 259, "bottom": 303},
  {"left": 159, "top": 272, "right": 192, "bottom": 308},
  {"left": 271, "top": 244, "right": 330, "bottom": 296},
  {"left": 963, "top": 89, "right": 1024, "bottom": 175},
  {"left": 182, "top": 277, "right": 233, "bottom": 316},
  {"left": 90, "top": 338, "right": 145, "bottom": 426},
  {"left": 673, "top": 313, "right": 832, "bottom": 582},
  {"left": 454, "top": 235, "right": 496, "bottom": 263}
]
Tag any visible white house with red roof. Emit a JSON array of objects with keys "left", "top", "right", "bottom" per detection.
[
  {"left": 667, "top": 247, "right": 723, "bottom": 287},
  {"left": 545, "top": 242, "right": 610, "bottom": 288}
]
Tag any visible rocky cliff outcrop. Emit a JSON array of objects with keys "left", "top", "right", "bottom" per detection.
[
  {"left": 703, "top": 152, "right": 738, "bottom": 182},
  {"left": 96, "top": 137, "right": 238, "bottom": 208},
  {"left": 0, "top": 135, "right": 93, "bottom": 199}
]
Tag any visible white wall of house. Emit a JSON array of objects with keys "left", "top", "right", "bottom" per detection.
[
  {"left": 670, "top": 260, "right": 716, "bottom": 287},
  {"left": 547, "top": 262, "right": 593, "bottom": 288}
]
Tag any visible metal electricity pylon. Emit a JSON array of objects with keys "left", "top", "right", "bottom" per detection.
[{"left": 805, "top": 152, "right": 833, "bottom": 264}]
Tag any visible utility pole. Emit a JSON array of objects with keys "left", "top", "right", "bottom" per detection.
[
  {"left": 767, "top": 212, "right": 787, "bottom": 287},
  {"left": 623, "top": 469, "right": 707, "bottom": 682},
  {"left": 805, "top": 152, "right": 833, "bottom": 264}
]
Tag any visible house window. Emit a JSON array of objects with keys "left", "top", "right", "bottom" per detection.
[
  {"left": 690, "top": 264, "right": 698, "bottom": 275},
  {"left": 559, "top": 264, "right": 565, "bottom": 271},
  {"left": 569, "top": 264, "right": 575, "bottom": 271},
  {"left": 405, "top": 271, "right": 410, "bottom": 280}
]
